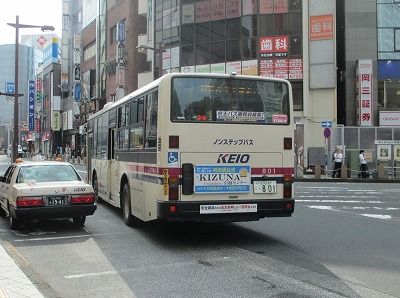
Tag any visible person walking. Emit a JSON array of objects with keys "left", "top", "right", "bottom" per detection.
[
  {"left": 332, "top": 147, "right": 343, "bottom": 178},
  {"left": 359, "top": 150, "right": 368, "bottom": 178}
]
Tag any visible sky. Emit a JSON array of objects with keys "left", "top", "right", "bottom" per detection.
[{"left": 0, "top": 0, "right": 62, "bottom": 45}]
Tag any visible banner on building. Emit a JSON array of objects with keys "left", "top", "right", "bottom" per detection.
[
  {"left": 259, "top": 36, "right": 289, "bottom": 58},
  {"left": 28, "top": 80, "right": 35, "bottom": 131},
  {"left": 310, "top": 14, "right": 334, "bottom": 41},
  {"left": 379, "top": 111, "right": 400, "bottom": 126},
  {"left": 52, "top": 111, "right": 61, "bottom": 131},
  {"left": 356, "top": 59, "right": 373, "bottom": 126}
]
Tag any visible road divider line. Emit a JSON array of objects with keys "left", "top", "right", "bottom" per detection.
[{"left": 12, "top": 231, "right": 128, "bottom": 242}]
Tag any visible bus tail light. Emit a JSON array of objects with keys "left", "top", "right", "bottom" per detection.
[
  {"left": 168, "top": 176, "right": 179, "bottom": 201},
  {"left": 182, "top": 163, "right": 194, "bottom": 195},
  {"left": 284, "top": 137, "right": 292, "bottom": 150},
  {"left": 16, "top": 196, "right": 44, "bottom": 207},
  {"left": 283, "top": 175, "right": 293, "bottom": 198},
  {"left": 169, "top": 205, "right": 177, "bottom": 213},
  {"left": 71, "top": 194, "right": 96, "bottom": 204},
  {"left": 169, "top": 135, "right": 179, "bottom": 148}
]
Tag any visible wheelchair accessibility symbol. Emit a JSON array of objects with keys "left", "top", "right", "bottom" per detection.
[{"left": 168, "top": 152, "right": 178, "bottom": 166}]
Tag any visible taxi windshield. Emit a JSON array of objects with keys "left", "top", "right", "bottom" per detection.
[{"left": 16, "top": 165, "right": 81, "bottom": 183}]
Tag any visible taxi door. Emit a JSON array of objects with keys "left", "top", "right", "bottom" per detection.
[{"left": 0, "top": 165, "right": 16, "bottom": 212}]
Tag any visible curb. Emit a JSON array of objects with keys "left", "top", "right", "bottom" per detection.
[{"left": 295, "top": 177, "right": 400, "bottom": 183}]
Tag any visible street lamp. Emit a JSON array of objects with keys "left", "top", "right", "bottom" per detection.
[
  {"left": 136, "top": 45, "right": 165, "bottom": 79},
  {"left": 7, "top": 16, "right": 54, "bottom": 162}
]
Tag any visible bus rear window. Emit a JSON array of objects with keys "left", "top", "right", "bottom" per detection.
[{"left": 171, "top": 77, "right": 290, "bottom": 124}]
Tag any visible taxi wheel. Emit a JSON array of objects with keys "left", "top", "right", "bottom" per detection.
[
  {"left": 9, "top": 216, "right": 20, "bottom": 230},
  {"left": 122, "top": 183, "right": 136, "bottom": 226},
  {"left": 0, "top": 205, "right": 6, "bottom": 217},
  {"left": 73, "top": 216, "right": 86, "bottom": 227}
]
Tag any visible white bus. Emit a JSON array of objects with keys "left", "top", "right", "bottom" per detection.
[{"left": 87, "top": 73, "right": 295, "bottom": 225}]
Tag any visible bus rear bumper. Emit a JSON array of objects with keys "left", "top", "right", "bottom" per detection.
[{"left": 157, "top": 199, "right": 294, "bottom": 223}]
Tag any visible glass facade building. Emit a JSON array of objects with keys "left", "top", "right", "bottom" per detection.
[
  {"left": 377, "top": 0, "right": 400, "bottom": 110},
  {"left": 153, "top": 0, "right": 303, "bottom": 110}
]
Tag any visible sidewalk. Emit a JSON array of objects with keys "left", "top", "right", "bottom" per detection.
[
  {"left": 0, "top": 245, "right": 43, "bottom": 298},
  {"left": 295, "top": 174, "right": 400, "bottom": 183}
]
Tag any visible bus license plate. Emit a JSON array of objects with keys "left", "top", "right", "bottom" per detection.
[
  {"left": 253, "top": 180, "right": 277, "bottom": 194},
  {"left": 47, "top": 196, "right": 67, "bottom": 206}
]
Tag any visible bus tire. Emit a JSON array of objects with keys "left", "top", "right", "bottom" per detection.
[
  {"left": 92, "top": 173, "right": 102, "bottom": 203},
  {"left": 121, "top": 183, "right": 137, "bottom": 226}
]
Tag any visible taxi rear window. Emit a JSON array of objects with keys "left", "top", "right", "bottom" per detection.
[{"left": 17, "top": 165, "right": 81, "bottom": 183}]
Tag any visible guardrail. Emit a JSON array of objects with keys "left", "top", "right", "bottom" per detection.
[{"left": 299, "top": 163, "right": 399, "bottom": 180}]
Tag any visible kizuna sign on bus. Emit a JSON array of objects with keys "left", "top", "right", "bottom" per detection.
[{"left": 194, "top": 165, "right": 251, "bottom": 193}]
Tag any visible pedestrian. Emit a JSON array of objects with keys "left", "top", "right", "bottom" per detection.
[
  {"left": 332, "top": 147, "right": 343, "bottom": 178},
  {"left": 359, "top": 150, "right": 368, "bottom": 178}
]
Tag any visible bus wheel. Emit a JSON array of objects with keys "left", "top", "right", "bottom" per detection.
[
  {"left": 122, "top": 183, "right": 136, "bottom": 226},
  {"left": 93, "top": 174, "right": 102, "bottom": 203}
]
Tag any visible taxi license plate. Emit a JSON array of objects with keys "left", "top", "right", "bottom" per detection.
[
  {"left": 253, "top": 180, "right": 277, "bottom": 194},
  {"left": 47, "top": 196, "right": 67, "bottom": 206}
]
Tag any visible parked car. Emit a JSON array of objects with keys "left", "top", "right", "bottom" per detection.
[
  {"left": 0, "top": 160, "right": 96, "bottom": 230},
  {"left": 6, "top": 145, "right": 23, "bottom": 158}
]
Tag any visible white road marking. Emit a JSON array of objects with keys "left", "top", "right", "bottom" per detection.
[
  {"left": 12, "top": 232, "right": 128, "bottom": 242},
  {"left": 308, "top": 206, "right": 333, "bottom": 210},
  {"left": 297, "top": 199, "right": 384, "bottom": 204},
  {"left": 65, "top": 270, "right": 118, "bottom": 279},
  {"left": 360, "top": 214, "right": 392, "bottom": 220}
]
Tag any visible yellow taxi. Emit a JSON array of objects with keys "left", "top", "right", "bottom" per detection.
[{"left": 0, "top": 160, "right": 96, "bottom": 230}]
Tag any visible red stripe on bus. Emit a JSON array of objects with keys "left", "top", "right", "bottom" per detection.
[{"left": 126, "top": 165, "right": 294, "bottom": 176}]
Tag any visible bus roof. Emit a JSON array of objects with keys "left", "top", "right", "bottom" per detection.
[{"left": 89, "top": 72, "right": 290, "bottom": 120}]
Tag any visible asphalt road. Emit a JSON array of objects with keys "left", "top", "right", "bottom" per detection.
[{"left": 0, "top": 158, "right": 399, "bottom": 298}]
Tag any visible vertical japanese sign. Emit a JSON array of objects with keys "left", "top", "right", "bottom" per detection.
[
  {"left": 28, "top": 80, "right": 35, "bottom": 131},
  {"left": 356, "top": 59, "right": 373, "bottom": 126},
  {"left": 36, "top": 79, "right": 42, "bottom": 104}
]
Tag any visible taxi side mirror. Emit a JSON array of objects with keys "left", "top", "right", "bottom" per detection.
[{"left": 0, "top": 176, "right": 5, "bottom": 182}]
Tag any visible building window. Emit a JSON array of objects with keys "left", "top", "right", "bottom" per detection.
[
  {"left": 211, "top": 20, "right": 226, "bottom": 42},
  {"left": 83, "top": 42, "right": 96, "bottom": 61},
  {"left": 258, "top": 14, "right": 274, "bottom": 36},
  {"left": 226, "top": 40, "right": 241, "bottom": 61},
  {"left": 196, "top": 22, "right": 210, "bottom": 43},
  {"left": 242, "top": 15, "right": 257, "bottom": 38},
  {"left": 242, "top": 38, "right": 257, "bottom": 59},
  {"left": 138, "top": 14, "right": 147, "bottom": 35},
  {"left": 195, "top": 43, "right": 210, "bottom": 64},
  {"left": 210, "top": 41, "right": 225, "bottom": 63},
  {"left": 181, "top": 24, "right": 195, "bottom": 44},
  {"left": 181, "top": 45, "right": 195, "bottom": 66},
  {"left": 292, "top": 82, "right": 303, "bottom": 111},
  {"left": 396, "top": 28, "right": 400, "bottom": 51},
  {"left": 226, "top": 18, "right": 241, "bottom": 39},
  {"left": 110, "top": 25, "right": 117, "bottom": 45}
]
